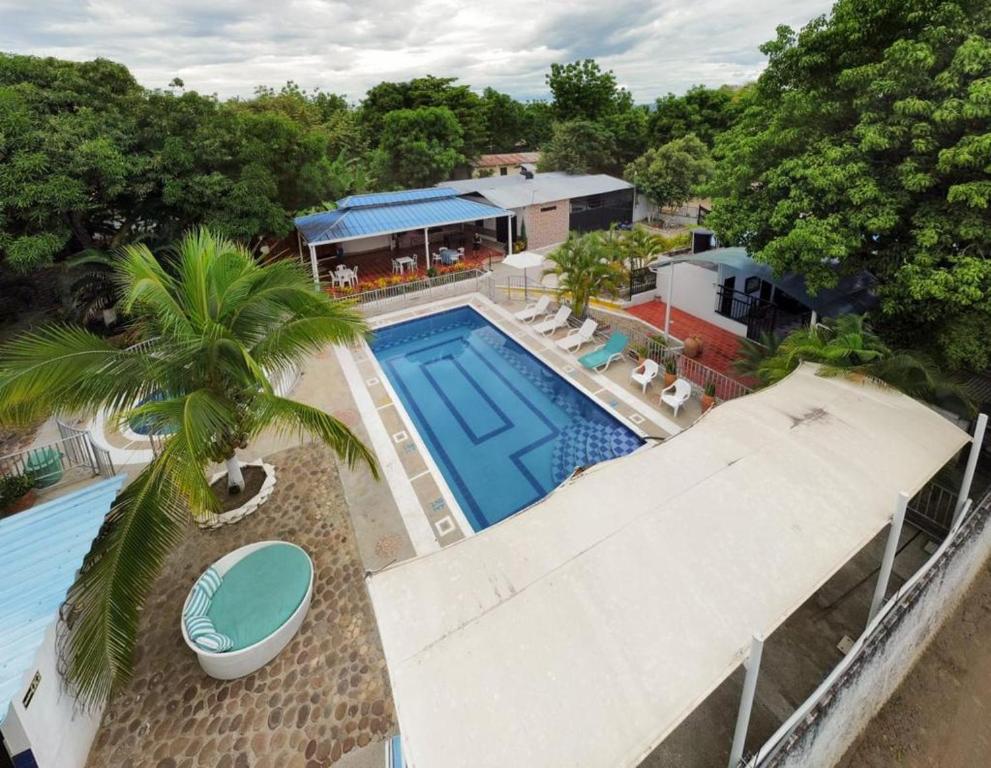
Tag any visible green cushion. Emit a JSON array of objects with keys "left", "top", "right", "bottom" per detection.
[{"left": 207, "top": 544, "right": 311, "bottom": 652}]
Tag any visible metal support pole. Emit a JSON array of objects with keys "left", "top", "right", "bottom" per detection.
[
  {"left": 809, "top": 310, "right": 818, "bottom": 329},
  {"left": 955, "top": 413, "right": 987, "bottom": 521},
  {"left": 423, "top": 227, "right": 429, "bottom": 273},
  {"left": 664, "top": 262, "right": 675, "bottom": 341},
  {"left": 507, "top": 215, "right": 513, "bottom": 257},
  {"left": 308, "top": 244, "right": 319, "bottom": 289},
  {"left": 868, "top": 491, "right": 909, "bottom": 623},
  {"left": 728, "top": 633, "right": 764, "bottom": 768}
]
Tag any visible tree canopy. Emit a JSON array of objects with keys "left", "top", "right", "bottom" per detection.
[
  {"left": 625, "top": 134, "right": 714, "bottom": 209},
  {"left": 705, "top": 0, "right": 991, "bottom": 369},
  {"left": 374, "top": 106, "right": 465, "bottom": 188}
]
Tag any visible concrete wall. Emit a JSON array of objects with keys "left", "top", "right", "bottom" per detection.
[
  {"left": 654, "top": 262, "right": 748, "bottom": 337},
  {"left": 756, "top": 494, "right": 991, "bottom": 768},
  {"left": 341, "top": 235, "right": 391, "bottom": 255},
  {"left": 521, "top": 200, "right": 569, "bottom": 249},
  {"left": 1, "top": 624, "right": 103, "bottom": 768}
]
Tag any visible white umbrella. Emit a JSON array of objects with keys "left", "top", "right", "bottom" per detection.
[{"left": 502, "top": 250, "right": 545, "bottom": 300}]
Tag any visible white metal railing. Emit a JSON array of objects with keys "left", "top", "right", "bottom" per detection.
[
  {"left": 1, "top": 427, "right": 114, "bottom": 490},
  {"left": 337, "top": 268, "right": 492, "bottom": 310}
]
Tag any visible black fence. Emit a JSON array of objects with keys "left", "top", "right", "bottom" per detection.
[
  {"left": 627, "top": 266, "right": 655, "bottom": 297},
  {"left": 715, "top": 286, "right": 809, "bottom": 341}
]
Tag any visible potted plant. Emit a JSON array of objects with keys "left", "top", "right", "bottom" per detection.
[
  {"left": 663, "top": 359, "right": 678, "bottom": 387},
  {"left": 0, "top": 474, "right": 37, "bottom": 518},
  {"left": 701, "top": 380, "right": 717, "bottom": 411},
  {"left": 683, "top": 334, "right": 704, "bottom": 358}
]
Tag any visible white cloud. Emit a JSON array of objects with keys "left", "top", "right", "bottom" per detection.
[{"left": 0, "top": 0, "right": 832, "bottom": 101}]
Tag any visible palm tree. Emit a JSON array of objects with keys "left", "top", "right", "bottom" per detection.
[
  {"left": 544, "top": 231, "right": 627, "bottom": 317},
  {"left": 615, "top": 224, "right": 665, "bottom": 269},
  {"left": 731, "top": 331, "right": 782, "bottom": 385},
  {"left": 0, "top": 228, "right": 378, "bottom": 704},
  {"left": 756, "top": 315, "right": 974, "bottom": 414}
]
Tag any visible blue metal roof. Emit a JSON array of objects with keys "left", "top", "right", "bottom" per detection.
[
  {"left": 0, "top": 476, "right": 125, "bottom": 723},
  {"left": 295, "top": 191, "right": 511, "bottom": 245},
  {"left": 337, "top": 187, "right": 456, "bottom": 209}
]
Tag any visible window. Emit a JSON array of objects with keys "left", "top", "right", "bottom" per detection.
[
  {"left": 586, "top": 195, "right": 603, "bottom": 209},
  {"left": 540, "top": 205, "right": 557, "bottom": 212},
  {"left": 570, "top": 201, "right": 587, "bottom": 213},
  {"left": 499, "top": 167, "right": 508, "bottom": 176},
  {"left": 744, "top": 276, "right": 761, "bottom": 294}
]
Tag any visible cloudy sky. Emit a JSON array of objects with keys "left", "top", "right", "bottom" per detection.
[{"left": 0, "top": 0, "right": 833, "bottom": 102}]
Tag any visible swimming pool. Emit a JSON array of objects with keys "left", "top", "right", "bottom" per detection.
[{"left": 370, "top": 306, "right": 644, "bottom": 531}]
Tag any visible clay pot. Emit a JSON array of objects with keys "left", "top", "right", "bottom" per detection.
[
  {"left": 1, "top": 488, "right": 37, "bottom": 518},
  {"left": 701, "top": 393, "right": 716, "bottom": 411},
  {"left": 683, "top": 335, "right": 703, "bottom": 358},
  {"left": 663, "top": 372, "right": 677, "bottom": 387}
]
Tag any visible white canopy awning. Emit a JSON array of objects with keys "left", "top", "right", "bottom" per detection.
[{"left": 368, "top": 364, "right": 969, "bottom": 768}]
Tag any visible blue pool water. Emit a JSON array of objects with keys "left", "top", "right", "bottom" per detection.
[{"left": 370, "top": 307, "right": 644, "bottom": 531}]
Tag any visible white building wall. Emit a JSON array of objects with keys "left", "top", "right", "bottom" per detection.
[
  {"left": 654, "top": 262, "right": 749, "bottom": 337},
  {"left": 1, "top": 623, "right": 103, "bottom": 768}
]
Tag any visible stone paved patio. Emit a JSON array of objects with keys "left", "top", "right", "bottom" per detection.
[{"left": 86, "top": 444, "right": 395, "bottom": 768}]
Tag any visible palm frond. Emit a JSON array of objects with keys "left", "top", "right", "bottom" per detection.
[
  {"left": 251, "top": 394, "right": 379, "bottom": 478},
  {"left": 0, "top": 326, "right": 157, "bottom": 424},
  {"left": 60, "top": 456, "right": 190, "bottom": 705}
]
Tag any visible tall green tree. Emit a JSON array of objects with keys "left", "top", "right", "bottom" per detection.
[
  {"left": 0, "top": 54, "right": 145, "bottom": 269},
  {"left": 649, "top": 84, "right": 746, "bottom": 147},
  {"left": 544, "top": 231, "right": 627, "bottom": 317},
  {"left": 361, "top": 76, "right": 485, "bottom": 157},
  {"left": 625, "top": 134, "right": 714, "bottom": 209},
  {"left": 480, "top": 87, "right": 525, "bottom": 152},
  {"left": 0, "top": 228, "right": 377, "bottom": 703},
  {"left": 539, "top": 119, "right": 618, "bottom": 175},
  {"left": 706, "top": 0, "right": 991, "bottom": 369},
  {"left": 546, "top": 59, "right": 631, "bottom": 121},
  {"left": 374, "top": 106, "right": 465, "bottom": 187}
]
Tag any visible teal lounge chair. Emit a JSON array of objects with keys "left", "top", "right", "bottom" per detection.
[{"left": 579, "top": 332, "right": 629, "bottom": 371}]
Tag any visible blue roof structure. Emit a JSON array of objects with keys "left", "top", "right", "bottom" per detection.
[
  {"left": 0, "top": 476, "right": 125, "bottom": 723},
  {"left": 295, "top": 186, "right": 511, "bottom": 245},
  {"left": 337, "top": 187, "right": 456, "bottom": 209}
]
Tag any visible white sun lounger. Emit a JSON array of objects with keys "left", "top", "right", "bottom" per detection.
[
  {"left": 556, "top": 319, "right": 598, "bottom": 352},
  {"left": 533, "top": 306, "right": 572, "bottom": 336},
  {"left": 514, "top": 295, "right": 551, "bottom": 323}
]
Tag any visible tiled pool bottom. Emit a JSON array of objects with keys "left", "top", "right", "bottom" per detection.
[{"left": 370, "top": 306, "right": 644, "bottom": 531}]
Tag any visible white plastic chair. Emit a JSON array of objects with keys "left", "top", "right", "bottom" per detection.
[
  {"left": 660, "top": 378, "right": 692, "bottom": 417},
  {"left": 514, "top": 295, "right": 551, "bottom": 323},
  {"left": 392, "top": 258, "right": 403, "bottom": 274},
  {"left": 631, "top": 359, "right": 660, "bottom": 393},
  {"left": 556, "top": 319, "right": 598, "bottom": 352},
  {"left": 533, "top": 306, "right": 572, "bottom": 336}
]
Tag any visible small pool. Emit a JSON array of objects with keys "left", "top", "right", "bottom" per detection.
[
  {"left": 128, "top": 392, "right": 177, "bottom": 436},
  {"left": 370, "top": 306, "right": 644, "bottom": 531}
]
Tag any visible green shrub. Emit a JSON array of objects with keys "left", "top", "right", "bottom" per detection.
[{"left": 0, "top": 474, "right": 35, "bottom": 512}]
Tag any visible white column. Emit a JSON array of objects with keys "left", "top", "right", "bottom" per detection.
[
  {"left": 664, "top": 262, "right": 675, "bottom": 341},
  {"left": 423, "top": 227, "right": 429, "bottom": 272},
  {"left": 728, "top": 633, "right": 764, "bottom": 768},
  {"left": 809, "top": 310, "right": 818, "bottom": 329},
  {"left": 507, "top": 215, "right": 513, "bottom": 257},
  {"left": 308, "top": 244, "right": 319, "bottom": 288},
  {"left": 954, "top": 413, "right": 988, "bottom": 522},
  {"left": 868, "top": 491, "right": 910, "bottom": 623}
]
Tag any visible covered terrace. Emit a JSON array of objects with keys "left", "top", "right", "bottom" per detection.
[
  {"left": 294, "top": 188, "right": 513, "bottom": 294},
  {"left": 368, "top": 364, "right": 971, "bottom": 768}
]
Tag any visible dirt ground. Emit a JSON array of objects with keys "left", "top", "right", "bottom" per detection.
[{"left": 836, "top": 554, "right": 991, "bottom": 768}]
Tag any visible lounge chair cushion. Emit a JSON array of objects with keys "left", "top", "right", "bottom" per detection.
[
  {"left": 185, "top": 615, "right": 217, "bottom": 640},
  {"left": 193, "top": 631, "right": 234, "bottom": 653},
  {"left": 207, "top": 543, "right": 311, "bottom": 652},
  {"left": 184, "top": 565, "right": 223, "bottom": 619}
]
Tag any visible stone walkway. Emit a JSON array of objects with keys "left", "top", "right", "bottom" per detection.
[{"left": 86, "top": 444, "right": 395, "bottom": 768}]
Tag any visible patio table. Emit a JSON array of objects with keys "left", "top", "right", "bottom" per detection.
[
  {"left": 396, "top": 256, "right": 415, "bottom": 273},
  {"left": 439, "top": 248, "right": 460, "bottom": 266}
]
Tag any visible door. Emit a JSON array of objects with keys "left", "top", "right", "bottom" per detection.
[{"left": 719, "top": 276, "right": 736, "bottom": 316}]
